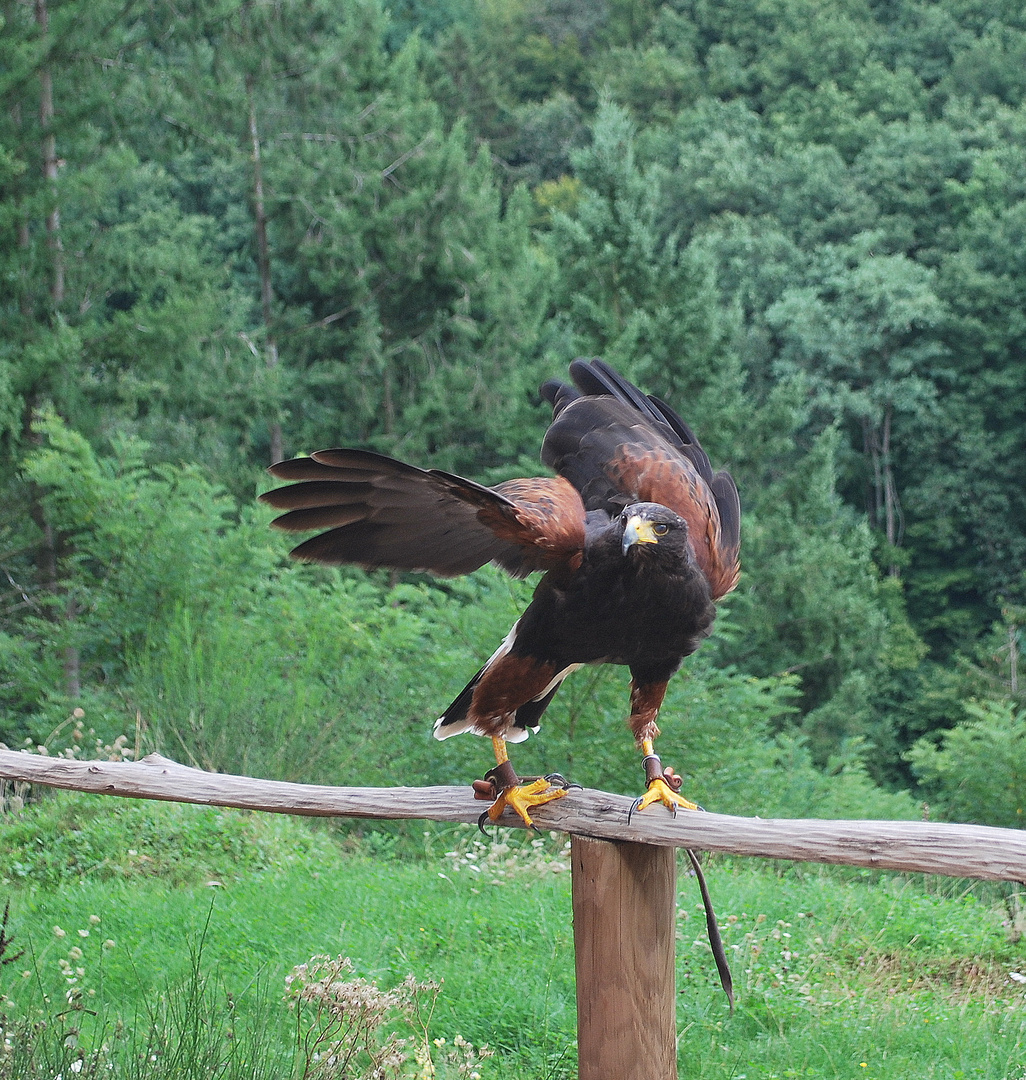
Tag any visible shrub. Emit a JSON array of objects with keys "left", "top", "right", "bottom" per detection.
[{"left": 907, "top": 698, "right": 1026, "bottom": 828}]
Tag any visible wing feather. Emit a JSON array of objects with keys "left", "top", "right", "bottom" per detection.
[
  {"left": 261, "top": 360, "right": 737, "bottom": 593},
  {"left": 261, "top": 449, "right": 585, "bottom": 578}
]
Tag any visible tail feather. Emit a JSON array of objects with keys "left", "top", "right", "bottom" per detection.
[
  {"left": 433, "top": 667, "right": 570, "bottom": 742},
  {"left": 433, "top": 622, "right": 579, "bottom": 741},
  {"left": 433, "top": 665, "right": 487, "bottom": 740}
]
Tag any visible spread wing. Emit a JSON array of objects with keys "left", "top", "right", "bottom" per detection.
[
  {"left": 260, "top": 448, "right": 586, "bottom": 579},
  {"left": 541, "top": 358, "right": 741, "bottom": 599}
]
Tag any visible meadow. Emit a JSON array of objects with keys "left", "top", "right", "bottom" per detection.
[{"left": 2, "top": 792, "right": 1025, "bottom": 1079}]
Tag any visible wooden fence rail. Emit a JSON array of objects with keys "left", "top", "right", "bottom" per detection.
[
  {"left": 3, "top": 748, "right": 1025, "bottom": 1080},
  {"left": 2, "top": 750, "right": 1025, "bottom": 881}
]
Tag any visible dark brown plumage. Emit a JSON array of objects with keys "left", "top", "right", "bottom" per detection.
[{"left": 261, "top": 358, "right": 740, "bottom": 825}]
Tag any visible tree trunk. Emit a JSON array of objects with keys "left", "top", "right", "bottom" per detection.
[
  {"left": 1008, "top": 618, "right": 1020, "bottom": 696},
  {"left": 36, "top": 0, "right": 64, "bottom": 307},
  {"left": 29, "top": 0, "right": 78, "bottom": 696},
  {"left": 22, "top": 400, "right": 80, "bottom": 699},
  {"left": 246, "top": 73, "right": 283, "bottom": 465},
  {"left": 7, "top": 90, "right": 34, "bottom": 319},
  {"left": 880, "top": 402, "right": 904, "bottom": 577},
  {"left": 863, "top": 417, "right": 883, "bottom": 530},
  {"left": 863, "top": 405, "right": 904, "bottom": 578}
]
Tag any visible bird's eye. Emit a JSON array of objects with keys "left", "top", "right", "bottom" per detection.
[{"left": 653, "top": 523, "right": 669, "bottom": 536}]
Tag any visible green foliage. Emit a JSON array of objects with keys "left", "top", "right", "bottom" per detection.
[
  {"left": 0, "top": 791, "right": 337, "bottom": 890},
  {"left": 127, "top": 576, "right": 450, "bottom": 785},
  {"left": 729, "top": 429, "right": 888, "bottom": 698},
  {"left": 0, "top": 414, "right": 271, "bottom": 737},
  {"left": 908, "top": 699, "right": 1026, "bottom": 828}
]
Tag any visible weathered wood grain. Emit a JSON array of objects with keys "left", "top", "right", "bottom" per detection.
[
  {"left": 572, "top": 837, "right": 678, "bottom": 1080},
  {"left": 2, "top": 750, "right": 1024, "bottom": 881}
]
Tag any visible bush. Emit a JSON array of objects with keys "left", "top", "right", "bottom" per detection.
[
  {"left": 2, "top": 413, "right": 275, "bottom": 745},
  {"left": 907, "top": 698, "right": 1026, "bottom": 828},
  {"left": 0, "top": 790, "right": 342, "bottom": 889}
]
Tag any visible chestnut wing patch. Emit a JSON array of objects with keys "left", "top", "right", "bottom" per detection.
[
  {"left": 428, "top": 472, "right": 587, "bottom": 575},
  {"left": 541, "top": 362, "right": 740, "bottom": 601},
  {"left": 488, "top": 477, "right": 587, "bottom": 572},
  {"left": 607, "top": 443, "right": 740, "bottom": 600}
]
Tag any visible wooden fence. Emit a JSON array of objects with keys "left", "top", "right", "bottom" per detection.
[{"left": 3, "top": 749, "right": 1026, "bottom": 1079}]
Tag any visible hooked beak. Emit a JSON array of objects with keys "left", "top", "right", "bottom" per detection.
[{"left": 622, "top": 515, "right": 659, "bottom": 555}]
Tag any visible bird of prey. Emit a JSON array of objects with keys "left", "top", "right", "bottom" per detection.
[{"left": 260, "top": 358, "right": 740, "bottom": 828}]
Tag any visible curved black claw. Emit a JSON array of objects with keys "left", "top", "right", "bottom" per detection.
[
  {"left": 477, "top": 811, "right": 494, "bottom": 836},
  {"left": 544, "top": 772, "right": 583, "bottom": 791},
  {"left": 628, "top": 792, "right": 697, "bottom": 824}
]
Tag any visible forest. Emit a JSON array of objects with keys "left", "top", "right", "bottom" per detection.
[{"left": 1, "top": 0, "right": 1025, "bottom": 825}]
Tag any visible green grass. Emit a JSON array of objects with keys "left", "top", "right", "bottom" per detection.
[{"left": 2, "top": 793, "right": 1025, "bottom": 1078}]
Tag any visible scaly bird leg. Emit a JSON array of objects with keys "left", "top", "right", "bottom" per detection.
[
  {"left": 628, "top": 737, "right": 700, "bottom": 822},
  {"left": 627, "top": 678, "right": 700, "bottom": 822},
  {"left": 475, "top": 737, "right": 567, "bottom": 830}
]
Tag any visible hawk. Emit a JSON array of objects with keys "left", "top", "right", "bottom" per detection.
[{"left": 261, "top": 359, "right": 740, "bottom": 827}]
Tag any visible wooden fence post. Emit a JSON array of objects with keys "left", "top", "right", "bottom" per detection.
[{"left": 571, "top": 835, "right": 678, "bottom": 1080}]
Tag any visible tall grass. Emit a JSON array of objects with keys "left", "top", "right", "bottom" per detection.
[{"left": 126, "top": 574, "right": 503, "bottom": 789}]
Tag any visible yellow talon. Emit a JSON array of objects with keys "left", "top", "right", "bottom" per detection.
[
  {"left": 631, "top": 776, "right": 699, "bottom": 818},
  {"left": 630, "top": 739, "right": 700, "bottom": 819},
  {"left": 487, "top": 778, "right": 568, "bottom": 827}
]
